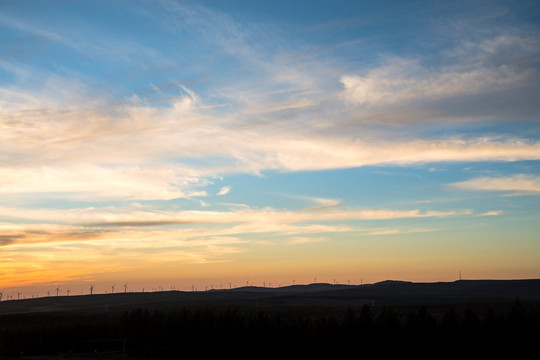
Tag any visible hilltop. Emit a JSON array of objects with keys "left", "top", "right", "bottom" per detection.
[{"left": 1, "top": 279, "right": 539, "bottom": 315}]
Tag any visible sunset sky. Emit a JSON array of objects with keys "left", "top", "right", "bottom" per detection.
[{"left": 1, "top": 0, "right": 540, "bottom": 297}]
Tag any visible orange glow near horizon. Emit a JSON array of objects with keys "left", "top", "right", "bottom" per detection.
[{"left": 3, "top": 237, "right": 539, "bottom": 297}]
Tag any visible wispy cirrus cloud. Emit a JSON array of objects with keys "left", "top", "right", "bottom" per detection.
[
  {"left": 450, "top": 174, "right": 540, "bottom": 195},
  {"left": 217, "top": 186, "right": 231, "bottom": 196},
  {"left": 0, "top": 10, "right": 167, "bottom": 68},
  {"left": 340, "top": 32, "right": 540, "bottom": 119},
  {"left": 365, "top": 228, "right": 437, "bottom": 236},
  {"left": 0, "top": 202, "right": 472, "bottom": 248},
  {"left": 479, "top": 211, "right": 503, "bottom": 216},
  {"left": 3, "top": 78, "right": 539, "bottom": 203},
  {"left": 287, "top": 237, "right": 327, "bottom": 245},
  {"left": 0, "top": 165, "right": 209, "bottom": 201},
  {"left": 0, "top": 205, "right": 463, "bottom": 226},
  {"left": 1, "top": 2, "right": 539, "bottom": 207},
  {"left": 341, "top": 61, "right": 526, "bottom": 107}
]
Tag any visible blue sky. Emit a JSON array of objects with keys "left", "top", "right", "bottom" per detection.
[{"left": 1, "top": 0, "right": 539, "bottom": 296}]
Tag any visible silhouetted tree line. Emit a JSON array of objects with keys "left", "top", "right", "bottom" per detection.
[{"left": 0, "top": 300, "right": 539, "bottom": 358}]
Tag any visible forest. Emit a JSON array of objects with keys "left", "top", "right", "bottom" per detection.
[{"left": 1, "top": 299, "right": 539, "bottom": 358}]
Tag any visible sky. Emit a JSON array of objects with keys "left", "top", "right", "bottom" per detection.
[{"left": 1, "top": 0, "right": 540, "bottom": 298}]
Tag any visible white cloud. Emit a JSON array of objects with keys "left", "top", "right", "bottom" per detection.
[
  {"left": 0, "top": 203, "right": 471, "bottom": 241},
  {"left": 341, "top": 59, "right": 526, "bottom": 107},
  {"left": 2, "top": 75, "right": 540, "bottom": 204},
  {"left": 217, "top": 186, "right": 231, "bottom": 196},
  {"left": 365, "top": 228, "right": 437, "bottom": 236},
  {"left": 341, "top": 32, "right": 539, "bottom": 109},
  {"left": 479, "top": 211, "right": 502, "bottom": 216},
  {"left": 450, "top": 174, "right": 540, "bottom": 195},
  {"left": 0, "top": 166, "right": 206, "bottom": 201},
  {"left": 1, "top": 1, "right": 538, "bottom": 222}
]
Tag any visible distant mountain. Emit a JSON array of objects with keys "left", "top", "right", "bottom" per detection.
[{"left": 1, "top": 279, "right": 539, "bottom": 315}]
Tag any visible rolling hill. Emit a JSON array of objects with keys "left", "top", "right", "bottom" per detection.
[{"left": 1, "top": 279, "right": 539, "bottom": 315}]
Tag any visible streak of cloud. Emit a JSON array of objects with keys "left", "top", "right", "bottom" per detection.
[
  {"left": 450, "top": 174, "right": 540, "bottom": 195},
  {"left": 217, "top": 186, "right": 231, "bottom": 196}
]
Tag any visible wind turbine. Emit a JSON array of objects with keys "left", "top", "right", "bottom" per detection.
[
  {"left": 314, "top": 277, "right": 317, "bottom": 283},
  {"left": 111, "top": 284, "right": 115, "bottom": 294},
  {"left": 56, "top": 286, "right": 60, "bottom": 297},
  {"left": 90, "top": 284, "right": 94, "bottom": 295},
  {"left": 17, "top": 291, "right": 21, "bottom": 300},
  {"left": 123, "top": 283, "right": 128, "bottom": 293},
  {"left": 67, "top": 288, "right": 70, "bottom": 296},
  {"left": 0, "top": 290, "right": 4, "bottom": 301},
  {"left": 46, "top": 290, "right": 51, "bottom": 297}
]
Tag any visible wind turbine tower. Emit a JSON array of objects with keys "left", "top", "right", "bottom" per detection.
[
  {"left": 17, "top": 291, "right": 21, "bottom": 300},
  {"left": 123, "top": 283, "right": 128, "bottom": 293},
  {"left": 90, "top": 284, "right": 94, "bottom": 295},
  {"left": 111, "top": 284, "right": 115, "bottom": 294},
  {"left": 56, "top": 286, "right": 60, "bottom": 297}
]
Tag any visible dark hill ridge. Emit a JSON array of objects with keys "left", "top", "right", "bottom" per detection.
[
  {"left": 318, "top": 279, "right": 540, "bottom": 304},
  {"left": 1, "top": 279, "right": 539, "bottom": 315},
  {"left": 230, "top": 282, "right": 351, "bottom": 293}
]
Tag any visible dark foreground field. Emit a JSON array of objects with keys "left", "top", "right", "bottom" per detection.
[{"left": 1, "top": 279, "right": 539, "bottom": 358}]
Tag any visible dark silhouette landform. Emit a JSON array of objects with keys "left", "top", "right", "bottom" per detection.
[
  {"left": 1, "top": 279, "right": 540, "bottom": 315},
  {"left": 1, "top": 279, "right": 539, "bottom": 358}
]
